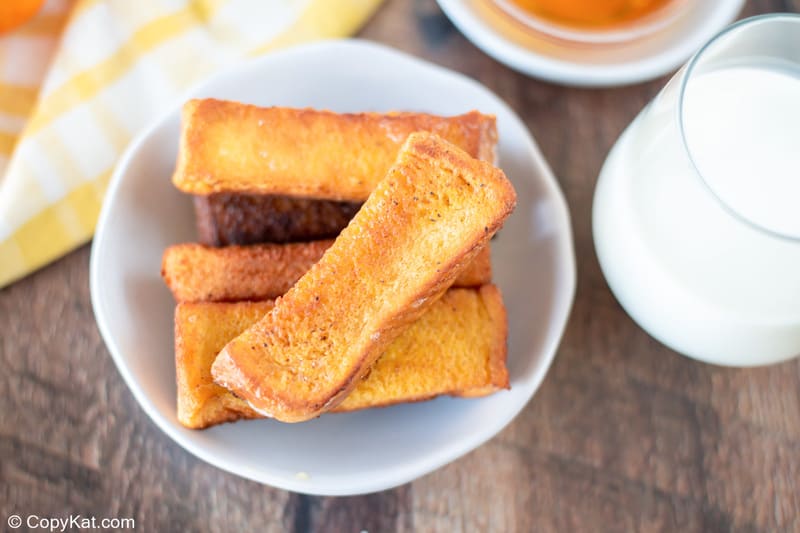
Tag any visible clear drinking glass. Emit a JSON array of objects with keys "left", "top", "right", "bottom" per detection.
[{"left": 592, "top": 14, "right": 800, "bottom": 366}]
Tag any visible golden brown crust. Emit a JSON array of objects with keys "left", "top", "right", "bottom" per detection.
[
  {"left": 161, "top": 242, "right": 492, "bottom": 303},
  {"left": 173, "top": 99, "right": 498, "bottom": 200},
  {"left": 175, "top": 287, "right": 509, "bottom": 429},
  {"left": 483, "top": 284, "right": 511, "bottom": 389},
  {"left": 210, "top": 132, "right": 516, "bottom": 422},
  {"left": 162, "top": 240, "right": 333, "bottom": 303}
]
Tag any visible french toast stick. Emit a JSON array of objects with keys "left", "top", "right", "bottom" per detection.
[
  {"left": 211, "top": 132, "right": 517, "bottom": 422},
  {"left": 173, "top": 100, "right": 497, "bottom": 200},
  {"left": 176, "top": 287, "right": 509, "bottom": 429},
  {"left": 162, "top": 241, "right": 492, "bottom": 303},
  {"left": 193, "top": 193, "right": 361, "bottom": 245}
]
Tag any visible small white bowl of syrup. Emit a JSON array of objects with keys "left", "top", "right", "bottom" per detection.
[{"left": 437, "top": 0, "right": 745, "bottom": 86}]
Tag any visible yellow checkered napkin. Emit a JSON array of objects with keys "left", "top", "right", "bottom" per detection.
[{"left": 0, "top": 0, "right": 382, "bottom": 287}]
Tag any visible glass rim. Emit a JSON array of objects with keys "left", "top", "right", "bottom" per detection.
[{"left": 677, "top": 12, "right": 800, "bottom": 243}]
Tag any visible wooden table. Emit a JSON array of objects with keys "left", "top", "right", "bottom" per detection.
[{"left": 2, "top": 1, "right": 798, "bottom": 531}]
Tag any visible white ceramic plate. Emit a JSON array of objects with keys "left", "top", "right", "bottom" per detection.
[
  {"left": 437, "top": 0, "right": 744, "bottom": 87},
  {"left": 90, "top": 40, "right": 576, "bottom": 496}
]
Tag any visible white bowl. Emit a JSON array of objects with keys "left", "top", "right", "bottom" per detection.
[
  {"left": 90, "top": 39, "right": 576, "bottom": 495},
  {"left": 437, "top": 0, "right": 745, "bottom": 87}
]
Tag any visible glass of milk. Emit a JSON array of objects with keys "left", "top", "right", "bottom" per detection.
[{"left": 593, "top": 14, "right": 800, "bottom": 366}]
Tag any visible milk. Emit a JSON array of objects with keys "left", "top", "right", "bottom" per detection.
[
  {"left": 683, "top": 64, "right": 800, "bottom": 238},
  {"left": 593, "top": 61, "right": 800, "bottom": 366}
]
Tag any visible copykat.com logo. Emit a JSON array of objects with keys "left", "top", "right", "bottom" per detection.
[{"left": 7, "top": 514, "right": 135, "bottom": 531}]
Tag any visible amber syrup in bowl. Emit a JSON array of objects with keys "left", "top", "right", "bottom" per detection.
[{"left": 492, "top": 0, "right": 688, "bottom": 43}]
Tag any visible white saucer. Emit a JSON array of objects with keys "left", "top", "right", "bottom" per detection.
[
  {"left": 437, "top": 0, "right": 745, "bottom": 87},
  {"left": 90, "top": 40, "right": 576, "bottom": 495}
]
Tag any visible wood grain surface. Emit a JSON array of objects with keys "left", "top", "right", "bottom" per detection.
[{"left": 2, "top": 1, "right": 799, "bottom": 531}]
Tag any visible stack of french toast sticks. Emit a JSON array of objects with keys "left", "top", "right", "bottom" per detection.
[{"left": 161, "top": 98, "right": 517, "bottom": 428}]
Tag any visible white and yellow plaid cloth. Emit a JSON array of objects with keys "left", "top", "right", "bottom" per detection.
[{"left": 0, "top": 0, "right": 382, "bottom": 287}]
